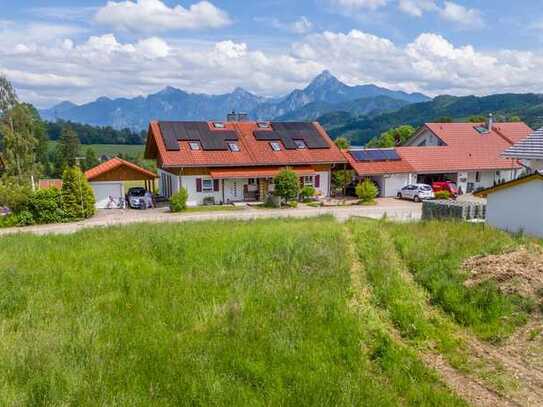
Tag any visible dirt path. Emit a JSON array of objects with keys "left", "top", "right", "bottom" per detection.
[{"left": 420, "top": 352, "right": 519, "bottom": 407}]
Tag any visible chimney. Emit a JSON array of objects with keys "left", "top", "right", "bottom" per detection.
[
  {"left": 486, "top": 113, "right": 494, "bottom": 131},
  {"left": 226, "top": 111, "right": 249, "bottom": 122}
]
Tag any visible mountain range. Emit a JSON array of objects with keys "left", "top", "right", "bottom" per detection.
[
  {"left": 39, "top": 71, "right": 430, "bottom": 131},
  {"left": 322, "top": 93, "right": 543, "bottom": 145}
]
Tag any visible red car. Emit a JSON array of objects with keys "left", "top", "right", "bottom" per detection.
[{"left": 432, "top": 181, "right": 458, "bottom": 198}]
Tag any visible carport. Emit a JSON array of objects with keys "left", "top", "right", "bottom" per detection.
[{"left": 85, "top": 157, "right": 157, "bottom": 209}]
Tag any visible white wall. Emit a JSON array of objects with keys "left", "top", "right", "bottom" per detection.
[
  {"left": 383, "top": 174, "right": 411, "bottom": 197},
  {"left": 177, "top": 171, "right": 331, "bottom": 206},
  {"left": 486, "top": 180, "right": 543, "bottom": 237},
  {"left": 405, "top": 129, "right": 443, "bottom": 147}
]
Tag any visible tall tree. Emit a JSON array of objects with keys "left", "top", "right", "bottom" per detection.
[
  {"left": 367, "top": 125, "right": 416, "bottom": 148},
  {"left": 55, "top": 125, "right": 81, "bottom": 174},
  {"left": 0, "top": 74, "right": 18, "bottom": 115},
  {"left": 334, "top": 137, "right": 350, "bottom": 149},
  {"left": 0, "top": 104, "right": 43, "bottom": 185},
  {"left": 83, "top": 147, "right": 99, "bottom": 171}
]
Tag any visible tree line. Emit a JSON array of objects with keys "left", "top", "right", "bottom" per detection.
[{"left": 46, "top": 120, "right": 146, "bottom": 145}]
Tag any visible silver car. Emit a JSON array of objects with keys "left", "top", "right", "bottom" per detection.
[{"left": 397, "top": 184, "right": 435, "bottom": 202}]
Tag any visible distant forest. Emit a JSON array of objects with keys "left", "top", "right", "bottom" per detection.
[{"left": 45, "top": 120, "right": 146, "bottom": 145}]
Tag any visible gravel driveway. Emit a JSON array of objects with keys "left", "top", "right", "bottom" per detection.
[{"left": 0, "top": 199, "right": 421, "bottom": 237}]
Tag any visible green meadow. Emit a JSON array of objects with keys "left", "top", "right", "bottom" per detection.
[{"left": 0, "top": 218, "right": 536, "bottom": 406}]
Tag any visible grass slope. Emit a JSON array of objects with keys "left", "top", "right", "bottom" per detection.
[{"left": 0, "top": 218, "right": 535, "bottom": 405}]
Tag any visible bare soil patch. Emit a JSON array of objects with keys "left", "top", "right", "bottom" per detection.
[{"left": 463, "top": 245, "right": 543, "bottom": 301}]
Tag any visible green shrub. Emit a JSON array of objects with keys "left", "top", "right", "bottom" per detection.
[
  {"left": 274, "top": 168, "right": 300, "bottom": 202},
  {"left": 287, "top": 200, "right": 298, "bottom": 208},
  {"left": 0, "top": 214, "right": 19, "bottom": 228},
  {"left": 15, "top": 210, "right": 35, "bottom": 226},
  {"left": 356, "top": 179, "right": 378, "bottom": 204},
  {"left": 26, "top": 188, "right": 65, "bottom": 224},
  {"left": 300, "top": 185, "right": 316, "bottom": 201},
  {"left": 170, "top": 187, "right": 188, "bottom": 212},
  {"left": 0, "top": 181, "right": 31, "bottom": 213},
  {"left": 435, "top": 191, "right": 451, "bottom": 200},
  {"left": 61, "top": 167, "right": 96, "bottom": 220}
]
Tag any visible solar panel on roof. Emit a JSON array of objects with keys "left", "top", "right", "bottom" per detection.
[
  {"left": 350, "top": 150, "right": 371, "bottom": 161},
  {"left": 382, "top": 150, "right": 401, "bottom": 161},
  {"left": 158, "top": 122, "right": 238, "bottom": 151},
  {"left": 350, "top": 149, "right": 401, "bottom": 162},
  {"left": 253, "top": 122, "right": 330, "bottom": 150}
]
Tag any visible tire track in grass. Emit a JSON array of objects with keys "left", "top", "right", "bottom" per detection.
[
  {"left": 382, "top": 222, "right": 543, "bottom": 404},
  {"left": 345, "top": 220, "right": 519, "bottom": 407},
  {"left": 344, "top": 225, "right": 469, "bottom": 407}
]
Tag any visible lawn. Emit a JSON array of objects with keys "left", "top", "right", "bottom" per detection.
[{"left": 0, "top": 218, "right": 536, "bottom": 405}]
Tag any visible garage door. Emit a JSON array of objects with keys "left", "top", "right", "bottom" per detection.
[{"left": 91, "top": 182, "right": 123, "bottom": 209}]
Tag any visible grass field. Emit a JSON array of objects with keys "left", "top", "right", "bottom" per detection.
[
  {"left": 0, "top": 218, "right": 538, "bottom": 405},
  {"left": 48, "top": 141, "right": 145, "bottom": 157}
]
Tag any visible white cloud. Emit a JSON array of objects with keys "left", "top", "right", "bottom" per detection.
[
  {"left": 256, "top": 16, "right": 313, "bottom": 34},
  {"left": 290, "top": 17, "right": 313, "bottom": 34},
  {"left": 397, "top": 0, "right": 437, "bottom": 17},
  {"left": 95, "top": 0, "right": 231, "bottom": 32},
  {"left": 439, "top": 1, "right": 484, "bottom": 29},
  {"left": 330, "top": 0, "right": 389, "bottom": 11},
  {"left": 2, "top": 27, "right": 543, "bottom": 108}
]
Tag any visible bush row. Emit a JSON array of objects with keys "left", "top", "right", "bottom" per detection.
[{"left": 0, "top": 167, "right": 96, "bottom": 227}]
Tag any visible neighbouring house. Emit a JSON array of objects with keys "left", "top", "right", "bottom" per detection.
[
  {"left": 343, "top": 118, "right": 533, "bottom": 197},
  {"left": 144, "top": 121, "right": 346, "bottom": 206},
  {"left": 38, "top": 179, "right": 63, "bottom": 190},
  {"left": 502, "top": 127, "right": 543, "bottom": 171},
  {"left": 475, "top": 172, "right": 543, "bottom": 237},
  {"left": 85, "top": 157, "right": 157, "bottom": 209}
]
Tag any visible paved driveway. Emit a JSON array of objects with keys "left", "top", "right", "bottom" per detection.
[{"left": 0, "top": 199, "right": 421, "bottom": 237}]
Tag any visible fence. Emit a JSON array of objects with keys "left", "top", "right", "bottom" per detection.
[{"left": 422, "top": 200, "right": 486, "bottom": 221}]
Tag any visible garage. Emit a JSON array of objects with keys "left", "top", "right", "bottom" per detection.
[
  {"left": 85, "top": 157, "right": 157, "bottom": 209},
  {"left": 91, "top": 182, "right": 124, "bottom": 209}
]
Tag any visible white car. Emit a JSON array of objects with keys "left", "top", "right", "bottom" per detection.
[{"left": 397, "top": 184, "right": 435, "bottom": 202}]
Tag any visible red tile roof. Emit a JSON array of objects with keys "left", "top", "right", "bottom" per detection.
[
  {"left": 343, "top": 149, "right": 415, "bottom": 175},
  {"left": 85, "top": 157, "right": 157, "bottom": 181},
  {"left": 210, "top": 166, "right": 315, "bottom": 179},
  {"left": 145, "top": 121, "right": 347, "bottom": 168},
  {"left": 347, "top": 122, "right": 532, "bottom": 176}
]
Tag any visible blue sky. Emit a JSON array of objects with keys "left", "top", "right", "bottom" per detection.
[{"left": 1, "top": 0, "right": 542, "bottom": 107}]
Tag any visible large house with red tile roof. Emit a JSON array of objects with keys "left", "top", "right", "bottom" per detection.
[
  {"left": 344, "top": 119, "right": 533, "bottom": 197},
  {"left": 144, "top": 120, "right": 347, "bottom": 205}
]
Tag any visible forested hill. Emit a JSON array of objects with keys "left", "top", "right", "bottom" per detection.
[
  {"left": 321, "top": 93, "right": 543, "bottom": 145},
  {"left": 45, "top": 120, "right": 146, "bottom": 145}
]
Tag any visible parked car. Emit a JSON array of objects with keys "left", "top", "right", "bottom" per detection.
[
  {"left": 126, "top": 187, "right": 152, "bottom": 209},
  {"left": 397, "top": 184, "right": 435, "bottom": 202},
  {"left": 432, "top": 181, "right": 458, "bottom": 198}
]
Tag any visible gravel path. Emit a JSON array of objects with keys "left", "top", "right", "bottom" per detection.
[{"left": 0, "top": 201, "right": 421, "bottom": 236}]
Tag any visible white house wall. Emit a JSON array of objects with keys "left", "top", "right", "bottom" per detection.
[
  {"left": 383, "top": 174, "right": 411, "bottom": 197},
  {"left": 405, "top": 129, "right": 442, "bottom": 147},
  {"left": 486, "top": 180, "right": 543, "bottom": 237},
  {"left": 175, "top": 170, "right": 331, "bottom": 206}
]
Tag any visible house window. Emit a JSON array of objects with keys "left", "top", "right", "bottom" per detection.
[
  {"left": 270, "top": 142, "right": 282, "bottom": 151},
  {"left": 189, "top": 141, "right": 201, "bottom": 150},
  {"left": 303, "top": 176, "right": 314, "bottom": 186},
  {"left": 228, "top": 142, "right": 240, "bottom": 152},
  {"left": 202, "top": 179, "right": 213, "bottom": 192},
  {"left": 294, "top": 140, "right": 306, "bottom": 149},
  {"left": 475, "top": 172, "right": 481, "bottom": 183},
  {"left": 257, "top": 122, "right": 270, "bottom": 128},
  {"left": 248, "top": 178, "right": 256, "bottom": 185},
  {"left": 213, "top": 122, "right": 225, "bottom": 129}
]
